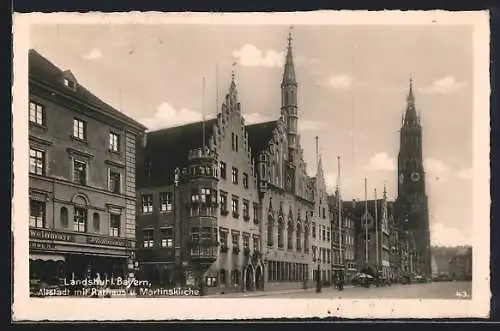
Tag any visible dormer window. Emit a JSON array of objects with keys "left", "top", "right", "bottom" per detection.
[{"left": 63, "top": 78, "right": 76, "bottom": 89}]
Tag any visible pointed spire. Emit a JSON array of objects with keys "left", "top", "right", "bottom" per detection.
[
  {"left": 282, "top": 26, "right": 296, "bottom": 86},
  {"left": 383, "top": 184, "right": 387, "bottom": 200},
  {"left": 403, "top": 75, "right": 418, "bottom": 125}
]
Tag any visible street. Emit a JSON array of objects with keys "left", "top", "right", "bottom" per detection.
[{"left": 211, "top": 281, "right": 472, "bottom": 299}]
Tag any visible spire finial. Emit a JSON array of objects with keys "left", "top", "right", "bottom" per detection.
[
  {"left": 288, "top": 26, "right": 293, "bottom": 48},
  {"left": 231, "top": 62, "right": 236, "bottom": 84}
]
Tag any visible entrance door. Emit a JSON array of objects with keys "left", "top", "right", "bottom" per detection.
[
  {"left": 245, "top": 266, "right": 253, "bottom": 291},
  {"left": 255, "top": 265, "right": 264, "bottom": 290}
]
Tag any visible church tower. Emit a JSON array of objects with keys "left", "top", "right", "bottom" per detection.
[
  {"left": 281, "top": 29, "right": 298, "bottom": 163},
  {"left": 396, "top": 78, "right": 432, "bottom": 278}
]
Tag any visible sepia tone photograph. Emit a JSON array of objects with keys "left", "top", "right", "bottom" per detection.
[{"left": 12, "top": 11, "right": 490, "bottom": 320}]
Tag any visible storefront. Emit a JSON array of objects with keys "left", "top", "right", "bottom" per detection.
[{"left": 29, "top": 228, "right": 134, "bottom": 287}]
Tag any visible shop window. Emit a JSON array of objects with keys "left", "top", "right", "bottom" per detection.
[
  {"left": 219, "top": 269, "right": 227, "bottom": 285},
  {"left": 206, "top": 276, "right": 217, "bottom": 287}
]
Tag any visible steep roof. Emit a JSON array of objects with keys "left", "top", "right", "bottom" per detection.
[
  {"left": 137, "top": 119, "right": 217, "bottom": 188},
  {"left": 29, "top": 49, "right": 146, "bottom": 132},
  {"left": 245, "top": 120, "right": 278, "bottom": 161}
]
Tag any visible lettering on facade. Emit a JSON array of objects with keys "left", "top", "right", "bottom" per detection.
[
  {"left": 29, "top": 242, "right": 56, "bottom": 250},
  {"left": 87, "top": 236, "right": 133, "bottom": 248},
  {"left": 29, "top": 229, "right": 75, "bottom": 242}
]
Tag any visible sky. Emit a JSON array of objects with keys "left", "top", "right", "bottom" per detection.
[{"left": 29, "top": 24, "right": 473, "bottom": 247}]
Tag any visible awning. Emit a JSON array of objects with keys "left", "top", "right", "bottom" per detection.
[{"left": 29, "top": 253, "right": 66, "bottom": 262}]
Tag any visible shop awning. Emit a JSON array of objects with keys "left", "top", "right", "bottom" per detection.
[{"left": 29, "top": 253, "right": 66, "bottom": 262}]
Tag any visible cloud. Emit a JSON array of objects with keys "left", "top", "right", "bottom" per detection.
[
  {"left": 421, "top": 76, "right": 467, "bottom": 95},
  {"left": 232, "top": 44, "right": 284, "bottom": 68},
  {"left": 82, "top": 49, "right": 103, "bottom": 60},
  {"left": 457, "top": 168, "right": 473, "bottom": 180},
  {"left": 298, "top": 120, "right": 326, "bottom": 132},
  {"left": 364, "top": 152, "right": 396, "bottom": 171},
  {"left": 244, "top": 112, "right": 274, "bottom": 125},
  {"left": 431, "top": 222, "right": 470, "bottom": 246},
  {"left": 424, "top": 158, "right": 450, "bottom": 174},
  {"left": 327, "top": 74, "right": 355, "bottom": 89},
  {"left": 324, "top": 173, "right": 338, "bottom": 193},
  {"left": 139, "top": 102, "right": 206, "bottom": 131}
]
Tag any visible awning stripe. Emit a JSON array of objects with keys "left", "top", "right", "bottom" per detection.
[{"left": 29, "top": 254, "right": 65, "bottom": 262}]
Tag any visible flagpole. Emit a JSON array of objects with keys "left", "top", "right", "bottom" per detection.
[
  {"left": 374, "top": 188, "right": 379, "bottom": 272},
  {"left": 338, "top": 156, "right": 342, "bottom": 270},
  {"left": 364, "top": 178, "right": 368, "bottom": 265}
]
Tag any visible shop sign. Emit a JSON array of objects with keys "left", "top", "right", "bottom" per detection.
[
  {"left": 29, "top": 228, "right": 74, "bottom": 242},
  {"left": 87, "top": 236, "right": 133, "bottom": 248},
  {"left": 29, "top": 242, "right": 56, "bottom": 250}
]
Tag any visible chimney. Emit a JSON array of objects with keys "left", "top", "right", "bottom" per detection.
[{"left": 352, "top": 199, "right": 356, "bottom": 208}]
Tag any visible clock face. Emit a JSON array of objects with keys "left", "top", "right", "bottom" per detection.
[
  {"left": 399, "top": 173, "right": 404, "bottom": 184},
  {"left": 411, "top": 172, "right": 421, "bottom": 182}
]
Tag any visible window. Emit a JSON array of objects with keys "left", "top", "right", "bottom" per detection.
[
  {"left": 142, "top": 195, "right": 153, "bottom": 214},
  {"left": 260, "top": 164, "right": 266, "bottom": 178},
  {"left": 109, "top": 170, "right": 121, "bottom": 193},
  {"left": 73, "top": 207, "right": 87, "bottom": 233},
  {"left": 253, "top": 203, "right": 259, "bottom": 224},
  {"left": 296, "top": 224, "right": 302, "bottom": 252},
  {"left": 219, "top": 192, "right": 228, "bottom": 214},
  {"left": 143, "top": 229, "right": 154, "bottom": 248},
  {"left": 322, "top": 207, "right": 326, "bottom": 219},
  {"left": 322, "top": 226, "right": 326, "bottom": 241},
  {"left": 93, "top": 213, "right": 100, "bottom": 231},
  {"left": 231, "top": 133, "right": 236, "bottom": 151},
  {"left": 29, "top": 200, "right": 45, "bottom": 228},
  {"left": 206, "top": 276, "right": 217, "bottom": 287},
  {"left": 312, "top": 246, "right": 317, "bottom": 260},
  {"left": 232, "top": 167, "right": 238, "bottom": 184},
  {"left": 235, "top": 136, "right": 239, "bottom": 152},
  {"left": 73, "top": 118, "right": 86, "bottom": 140},
  {"left": 29, "top": 101, "right": 44, "bottom": 126},
  {"left": 29, "top": 148, "right": 45, "bottom": 175},
  {"left": 161, "top": 227, "right": 174, "bottom": 248},
  {"left": 109, "top": 213, "right": 120, "bottom": 237},
  {"left": 252, "top": 236, "right": 259, "bottom": 251},
  {"left": 232, "top": 232, "right": 239, "bottom": 247},
  {"left": 73, "top": 160, "right": 87, "bottom": 185},
  {"left": 231, "top": 196, "right": 239, "bottom": 218},
  {"left": 191, "top": 189, "right": 200, "bottom": 203},
  {"left": 60, "top": 207, "right": 68, "bottom": 228},
  {"left": 109, "top": 132, "right": 120, "bottom": 152},
  {"left": 219, "top": 229, "right": 228, "bottom": 247},
  {"left": 277, "top": 220, "right": 284, "bottom": 248},
  {"left": 160, "top": 192, "right": 173, "bottom": 212},
  {"left": 243, "top": 234, "right": 250, "bottom": 249},
  {"left": 287, "top": 223, "right": 293, "bottom": 250},
  {"left": 267, "top": 216, "right": 274, "bottom": 247},
  {"left": 243, "top": 200, "right": 249, "bottom": 220},
  {"left": 220, "top": 162, "right": 226, "bottom": 179},
  {"left": 326, "top": 228, "right": 330, "bottom": 242},
  {"left": 200, "top": 188, "right": 215, "bottom": 204},
  {"left": 64, "top": 78, "right": 76, "bottom": 89},
  {"left": 243, "top": 173, "right": 249, "bottom": 189},
  {"left": 312, "top": 222, "right": 316, "bottom": 238}
]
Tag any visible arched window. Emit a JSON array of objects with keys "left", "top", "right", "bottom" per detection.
[
  {"left": 287, "top": 221, "right": 294, "bottom": 250},
  {"left": 219, "top": 269, "right": 227, "bottom": 286},
  {"left": 277, "top": 217, "right": 284, "bottom": 248},
  {"left": 304, "top": 225, "right": 309, "bottom": 253},
  {"left": 296, "top": 223, "right": 302, "bottom": 252},
  {"left": 93, "top": 212, "right": 100, "bottom": 232},
  {"left": 267, "top": 215, "right": 274, "bottom": 247},
  {"left": 60, "top": 207, "right": 68, "bottom": 228}
]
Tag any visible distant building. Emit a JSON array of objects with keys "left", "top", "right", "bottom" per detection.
[
  {"left": 28, "top": 50, "right": 146, "bottom": 286},
  {"left": 449, "top": 247, "right": 472, "bottom": 281}
]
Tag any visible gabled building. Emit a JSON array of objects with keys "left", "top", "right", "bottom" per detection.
[{"left": 28, "top": 50, "right": 146, "bottom": 289}]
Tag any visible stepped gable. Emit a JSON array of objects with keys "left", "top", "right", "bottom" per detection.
[{"left": 245, "top": 120, "right": 279, "bottom": 161}]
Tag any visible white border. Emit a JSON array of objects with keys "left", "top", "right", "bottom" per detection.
[{"left": 12, "top": 11, "right": 490, "bottom": 320}]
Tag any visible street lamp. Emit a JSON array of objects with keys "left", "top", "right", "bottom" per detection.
[{"left": 316, "top": 258, "right": 322, "bottom": 293}]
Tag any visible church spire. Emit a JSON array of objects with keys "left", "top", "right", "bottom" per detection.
[
  {"left": 403, "top": 75, "right": 419, "bottom": 126},
  {"left": 282, "top": 27, "right": 297, "bottom": 86}
]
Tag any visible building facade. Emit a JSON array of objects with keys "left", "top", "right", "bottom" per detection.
[
  {"left": 395, "top": 79, "right": 432, "bottom": 278},
  {"left": 449, "top": 247, "right": 472, "bottom": 281},
  {"left": 28, "top": 50, "right": 146, "bottom": 288}
]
